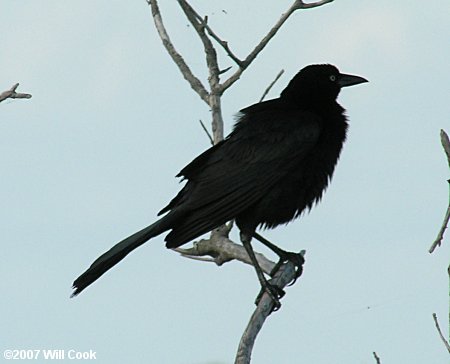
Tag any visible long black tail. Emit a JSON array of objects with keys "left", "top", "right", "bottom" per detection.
[{"left": 71, "top": 215, "right": 173, "bottom": 297}]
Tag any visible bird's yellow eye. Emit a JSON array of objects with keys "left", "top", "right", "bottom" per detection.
[{"left": 329, "top": 75, "right": 337, "bottom": 82}]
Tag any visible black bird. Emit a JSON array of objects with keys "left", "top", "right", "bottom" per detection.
[{"left": 72, "top": 64, "right": 367, "bottom": 306}]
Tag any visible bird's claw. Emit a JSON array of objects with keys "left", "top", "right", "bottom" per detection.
[
  {"left": 255, "top": 282, "right": 286, "bottom": 312},
  {"left": 270, "top": 251, "right": 305, "bottom": 286}
]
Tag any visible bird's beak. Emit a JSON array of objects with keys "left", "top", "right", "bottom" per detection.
[{"left": 338, "top": 73, "right": 368, "bottom": 88}]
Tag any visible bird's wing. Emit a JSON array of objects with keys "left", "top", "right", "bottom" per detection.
[{"left": 162, "top": 110, "right": 322, "bottom": 247}]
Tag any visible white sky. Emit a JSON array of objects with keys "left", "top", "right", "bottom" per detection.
[{"left": 1, "top": 1, "right": 449, "bottom": 363}]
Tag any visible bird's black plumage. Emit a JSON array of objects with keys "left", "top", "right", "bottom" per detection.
[{"left": 72, "top": 64, "right": 367, "bottom": 296}]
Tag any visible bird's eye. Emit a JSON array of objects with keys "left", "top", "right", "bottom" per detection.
[{"left": 329, "top": 75, "right": 337, "bottom": 82}]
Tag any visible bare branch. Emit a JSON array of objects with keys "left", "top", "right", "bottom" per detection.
[
  {"left": 174, "top": 224, "right": 275, "bottom": 273},
  {"left": 177, "top": 0, "right": 220, "bottom": 90},
  {"left": 0, "top": 83, "right": 32, "bottom": 103},
  {"left": 432, "top": 313, "right": 450, "bottom": 354},
  {"left": 372, "top": 352, "right": 381, "bottom": 364},
  {"left": 429, "top": 130, "right": 450, "bottom": 253},
  {"left": 220, "top": 0, "right": 334, "bottom": 93},
  {"left": 259, "top": 69, "right": 285, "bottom": 102},
  {"left": 175, "top": 0, "right": 224, "bottom": 142},
  {"left": 175, "top": 2, "right": 243, "bottom": 67},
  {"left": 147, "top": 0, "right": 209, "bottom": 104}
]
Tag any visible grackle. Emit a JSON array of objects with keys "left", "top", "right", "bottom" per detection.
[{"left": 72, "top": 64, "right": 367, "bottom": 308}]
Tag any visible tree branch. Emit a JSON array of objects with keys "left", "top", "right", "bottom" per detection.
[
  {"left": 177, "top": 0, "right": 220, "bottom": 90},
  {"left": 432, "top": 313, "right": 450, "bottom": 354},
  {"left": 177, "top": 4, "right": 243, "bottom": 67},
  {"left": 175, "top": 0, "right": 224, "bottom": 142},
  {"left": 220, "top": 0, "right": 334, "bottom": 93},
  {"left": 429, "top": 129, "right": 450, "bottom": 253},
  {"left": 174, "top": 223, "right": 275, "bottom": 274},
  {"left": 147, "top": 0, "right": 210, "bottom": 104},
  {"left": 0, "top": 83, "right": 32, "bottom": 103},
  {"left": 235, "top": 260, "right": 301, "bottom": 364}
]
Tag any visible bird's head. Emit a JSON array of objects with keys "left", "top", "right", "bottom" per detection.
[{"left": 280, "top": 64, "right": 368, "bottom": 106}]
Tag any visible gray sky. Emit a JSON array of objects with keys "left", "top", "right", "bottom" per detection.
[{"left": 1, "top": 1, "right": 449, "bottom": 363}]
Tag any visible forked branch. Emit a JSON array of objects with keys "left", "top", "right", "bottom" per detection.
[
  {"left": 0, "top": 83, "right": 32, "bottom": 103},
  {"left": 220, "top": 0, "right": 335, "bottom": 93},
  {"left": 147, "top": 0, "right": 209, "bottom": 104}
]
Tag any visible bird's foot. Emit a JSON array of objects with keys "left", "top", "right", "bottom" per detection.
[
  {"left": 255, "top": 280, "right": 286, "bottom": 312},
  {"left": 270, "top": 250, "right": 305, "bottom": 286}
]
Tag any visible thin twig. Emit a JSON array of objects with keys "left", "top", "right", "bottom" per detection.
[
  {"left": 0, "top": 83, "right": 32, "bottom": 103},
  {"left": 220, "top": 0, "right": 334, "bottom": 93},
  {"left": 372, "top": 352, "right": 381, "bottom": 364},
  {"left": 198, "top": 119, "right": 214, "bottom": 145},
  {"left": 432, "top": 313, "right": 450, "bottom": 353},
  {"left": 429, "top": 130, "right": 450, "bottom": 253},
  {"left": 147, "top": 0, "right": 209, "bottom": 104},
  {"left": 259, "top": 69, "right": 285, "bottom": 102}
]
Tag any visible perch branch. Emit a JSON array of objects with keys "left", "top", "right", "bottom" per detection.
[
  {"left": 259, "top": 69, "right": 285, "bottom": 102},
  {"left": 429, "top": 130, "right": 450, "bottom": 253},
  {"left": 0, "top": 83, "right": 32, "bottom": 103},
  {"left": 174, "top": 223, "right": 275, "bottom": 273},
  {"left": 235, "top": 259, "right": 302, "bottom": 364},
  {"left": 147, "top": 0, "right": 209, "bottom": 104},
  {"left": 174, "top": 223, "right": 305, "bottom": 364},
  {"left": 432, "top": 313, "right": 450, "bottom": 354}
]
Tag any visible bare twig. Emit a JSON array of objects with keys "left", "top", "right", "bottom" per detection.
[
  {"left": 432, "top": 313, "right": 450, "bottom": 354},
  {"left": 220, "top": 0, "right": 334, "bottom": 93},
  {"left": 147, "top": 0, "right": 209, "bottom": 104},
  {"left": 259, "top": 69, "right": 285, "bottom": 102},
  {"left": 429, "top": 130, "right": 450, "bottom": 253},
  {"left": 372, "top": 352, "right": 381, "bottom": 364},
  {"left": 441, "top": 129, "right": 450, "bottom": 169},
  {"left": 198, "top": 119, "right": 214, "bottom": 145},
  {"left": 0, "top": 83, "right": 32, "bottom": 103}
]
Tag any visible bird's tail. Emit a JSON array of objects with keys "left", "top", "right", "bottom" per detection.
[{"left": 71, "top": 214, "right": 174, "bottom": 297}]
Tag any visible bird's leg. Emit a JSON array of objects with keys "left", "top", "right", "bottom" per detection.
[
  {"left": 240, "top": 231, "right": 285, "bottom": 311},
  {"left": 253, "top": 232, "right": 304, "bottom": 284}
]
